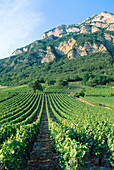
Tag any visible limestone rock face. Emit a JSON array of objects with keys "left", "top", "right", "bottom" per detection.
[
  {"left": 40, "top": 12, "right": 114, "bottom": 40},
  {"left": 10, "top": 47, "right": 30, "bottom": 57},
  {"left": 55, "top": 38, "right": 76, "bottom": 55},
  {"left": 80, "top": 25, "right": 100, "bottom": 34},
  {"left": 67, "top": 50, "right": 79, "bottom": 59},
  {"left": 40, "top": 25, "right": 80, "bottom": 39},
  {"left": 80, "top": 25, "right": 92, "bottom": 34},
  {"left": 8, "top": 11, "right": 113, "bottom": 65},
  {"left": 107, "top": 23, "right": 114, "bottom": 31},
  {"left": 91, "top": 26, "right": 100, "bottom": 33},
  {"left": 104, "top": 33, "right": 114, "bottom": 45},
  {"left": 66, "top": 27, "right": 80, "bottom": 33},
  {"left": 41, "top": 52, "right": 55, "bottom": 63},
  {"left": 103, "top": 33, "right": 114, "bottom": 55},
  {"left": 10, "top": 42, "right": 37, "bottom": 57},
  {"left": 92, "top": 12, "right": 114, "bottom": 24},
  {"left": 40, "top": 25, "right": 67, "bottom": 39},
  {"left": 81, "top": 11, "right": 114, "bottom": 26},
  {"left": 41, "top": 46, "right": 55, "bottom": 63},
  {"left": 67, "top": 42, "right": 107, "bottom": 59},
  {"left": 10, "top": 49, "right": 23, "bottom": 56}
]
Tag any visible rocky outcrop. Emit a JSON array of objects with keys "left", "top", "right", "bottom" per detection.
[
  {"left": 41, "top": 35, "right": 111, "bottom": 62},
  {"left": 107, "top": 23, "right": 114, "bottom": 31},
  {"left": 10, "top": 47, "right": 29, "bottom": 57},
  {"left": 67, "top": 50, "right": 79, "bottom": 59},
  {"left": 10, "top": 43, "right": 37, "bottom": 57},
  {"left": 66, "top": 26, "right": 80, "bottom": 33},
  {"left": 80, "top": 25, "right": 100, "bottom": 33},
  {"left": 91, "top": 12, "right": 114, "bottom": 24},
  {"left": 41, "top": 46, "right": 55, "bottom": 63},
  {"left": 103, "top": 33, "right": 114, "bottom": 54},
  {"left": 55, "top": 38, "right": 76, "bottom": 55},
  {"left": 40, "top": 25, "right": 67, "bottom": 39},
  {"left": 81, "top": 11, "right": 114, "bottom": 26},
  {"left": 10, "top": 49, "right": 23, "bottom": 56},
  {"left": 41, "top": 52, "right": 55, "bottom": 63},
  {"left": 40, "top": 12, "right": 114, "bottom": 40},
  {"left": 67, "top": 42, "right": 107, "bottom": 59},
  {"left": 8, "top": 11, "right": 113, "bottom": 65}
]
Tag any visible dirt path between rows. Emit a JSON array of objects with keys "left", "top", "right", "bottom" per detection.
[
  {"left": 99, "top": 105, "right": 112, "bottom": 110},
  {"left": 26, "top": 97, "right": 59, "bottom": 170},
  {"left": 69, "top": 95, "right": 95, "bottom": 106},
  {"left": 69, "top": 95, "right": 112, "bottom": 110},
  {"left": 77, "top": 98, "right": 95, "bottom": 106},
  {"left": 77, "top": 98, "right": 112, "bottom": 109},
  {"left": 0, "top": 85, "right": 7, "bottom": 89}
]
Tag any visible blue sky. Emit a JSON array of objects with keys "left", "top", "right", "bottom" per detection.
[{"left": 0, "top": 0, "right": 114, "bottom": 59}]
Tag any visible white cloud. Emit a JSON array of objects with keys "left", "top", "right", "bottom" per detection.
[{"left": 0, "top": 0, "right": 44, "bottom": 59}]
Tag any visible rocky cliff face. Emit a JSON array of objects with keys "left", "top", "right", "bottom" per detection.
[
  {"left": 55, "top": 38, "right": 76, "bottom": 55},
  {"left": 40, "top": 11, "right": 114, "bottom": 39},
  {"left": 40, "top": 25, "right": 80, "bottom": 39},
  {"left": 9, "top": 11, "right": 114, "bottom": 64},
  {"left": 41, "top": 33, "right": 113, "bottom": 62},
  {"left": 67, "top": 42, "right": 107, "bottom": 59},
  {"left": 41, "top": 46, "right": 55, "bottom": 63}
]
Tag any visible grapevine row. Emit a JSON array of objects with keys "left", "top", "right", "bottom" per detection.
[
  {"left": 0, "top": 93, "right": 34, "bottom": 120},
  {"left": 0, "top": 93, "right": 31, "bottom": 113},
  {"left": 48, "top": 94, "right": 114, "bottom": 168},
  {"left": 0, "top": 95, "right": 44, "bottom": 169}
]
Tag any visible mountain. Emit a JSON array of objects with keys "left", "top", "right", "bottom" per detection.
[
  {"left": 40, "top": 11, "right": 114, "bottom": 39},
  {"left": 9, "top": 11, "right": 114, "bottom": 62},
  {"left": 0, "top": 11, "right": 114, "bottom": 86}
]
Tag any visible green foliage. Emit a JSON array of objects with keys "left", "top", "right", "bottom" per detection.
[
  {"left": 0, "top": 91, "right": 17, "bottom": 102},
  {"left": 29, "top": 80, "right": 43, "bottom": 92},
  {"left": 46, "top": 96, "right": 89, "bottom": 169},
  {"left": 82, "top": 73, "right": 112, "bottom": 87},
  {"left": 0, "top": 30, "right": 113, "bottom": 86},
  {"left": 56, "top": 79, "right": 68, "bottom": 87},
  {"left": 86, "top": 77, "right": 97, "bottom": 87},
  {"left": 74, "top": 89, "right": 85, "bottom": 97},
  {"left": 79, "top": 89, "right": 85, "bottom": 97},
  {"left": 74, "top": 92, "right": 80, "bottom": 98},
  {"left": 0, "top": 139, "right": 26, "bottom": 170},
  {"left": 0, "top": 88, "right": 113, "bottom": 169},
  {"left": 46, "top": 79, "right": 55, "bottom": 86},
  {"left": 0, "top": 52, "right": 113, "bottom": 86},
  {"left": 81, "top": 86, "right": 114, "bottom": 109},
  {"left": 0, "top": 94, "right": 44, "bottom": 169},
  {"left": 47, "top": 94, "right": 114, "bottom": 168}
]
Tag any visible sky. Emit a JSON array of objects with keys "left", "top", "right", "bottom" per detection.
[{"left": 0, "top": 0, "right": 114, "bottom": 59}]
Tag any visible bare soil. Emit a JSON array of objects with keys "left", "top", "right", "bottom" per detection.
[
  {"left": 69, "top": 95, "right": 112, "bottom": 110},
  {"left": 77, "top": 97, "right": 95, "bottom": 106},
  {"left": 26, "top": 97, "right": 59, "bottom": 170},
  {"left": 0, "top": 85, "right": 7, "bottom": 89}
]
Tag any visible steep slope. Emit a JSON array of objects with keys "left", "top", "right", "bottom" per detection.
[
  {"left": 0, "top": 52, "right": 113, "bottom": 86},
  {"left": 5, "top": 30, "right": 114, "bottom": 65},
  {"left": 9, "top": 11, "right": 114, "bottom": 63},
  {"left": 0, "top": 11, "right": 114, "bottom": 86},
  {"left": 40, "top": 11, "right": 114, "bottom": 39}
]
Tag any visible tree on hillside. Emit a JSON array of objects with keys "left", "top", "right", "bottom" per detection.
[
  {"left": 46, "top": 79, "right": 55, "bottom": 86},
  {"left": 29, "top": 80, "right": 43, "bottom": 93},
  {"left": 74, "top": 89, "right": 85, "bottom": 98},
  {"left": 86, "top": 77, "right": 97, "bottom": 87},
  {"left": 56, "top": 79, "right": 68, "bottom": 87}
]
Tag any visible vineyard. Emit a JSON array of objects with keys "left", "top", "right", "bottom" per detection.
[
  {"left": 0, "top": 86, "right": 114, "bottom": 169},
  {"left": 81, "top": 87, "right": 114, "bottom": 109}
]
